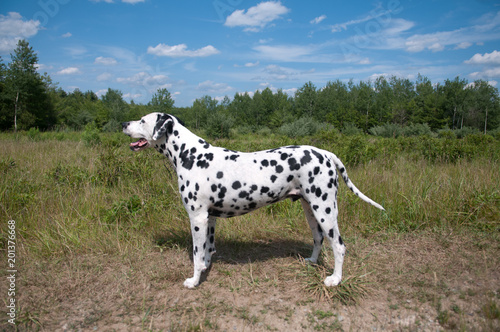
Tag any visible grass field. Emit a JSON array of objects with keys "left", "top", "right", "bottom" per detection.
[{"left": 1, "top": 130, "right": 499, "bottom": 331}]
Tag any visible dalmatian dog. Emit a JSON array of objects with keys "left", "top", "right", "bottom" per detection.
[{"left": 122, "top": 113, "right": 384, "bottom": 289}]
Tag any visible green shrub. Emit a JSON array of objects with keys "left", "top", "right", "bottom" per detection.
[
  {"left": 489, "top": 127, "right": 500, "bottom": 140},
  {"left": 81, "top": 123, "right": 101, "bottom": 147},
  {"left": 234, "top": 125, "right": 254, "bottom": 136},
  {"left": 453, "top": 126, "right": 480, "bottom": 139},
  {"left": 437, "top": 128, "right": 456, "bottom": 139},
  {"left": 102, "top": 119, "right": 121, "bottom": 133},
  {"left": 369, "top": 123, "right": 435, "bottom": 138},
  {"left": 369, "top": 123, "right": 403, "bottom": 138},
  {"left": 403, "top": 123, "right": 435, "bottom": 137},
  {"left": 257, "top": 126, "right": 272, "bottom": 137},
  {"left": 27, "top": 127, "right": 42, "bottom": 141},
  {"left": 205, "top": 112, "right": 235, "bottom": 139},
  {"left": 279, "top": 117, "right": 332, "bottom": 138},
  {"left": 342, "top": 122, "right": 363, "bottom": 136}
]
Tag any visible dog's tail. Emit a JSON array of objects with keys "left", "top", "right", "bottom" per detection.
[{"left": 330, "top": 153, "right": 385, "bottom": 211}]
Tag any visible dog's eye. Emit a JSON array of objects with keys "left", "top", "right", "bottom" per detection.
[{"left": 140, "top": 120, "right": 145, "bottom": 124}]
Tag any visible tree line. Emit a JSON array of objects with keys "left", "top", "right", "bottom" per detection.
[{"left": 1, "top": 40, "right": 499, "bottom": 134}]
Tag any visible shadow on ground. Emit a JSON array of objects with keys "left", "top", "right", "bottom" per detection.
[{"left": 154, "top": 229, "right": 313, "bottom": 264}]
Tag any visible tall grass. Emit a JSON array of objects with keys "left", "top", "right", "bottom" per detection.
[{"left": 0, "top": 132, "right": 498, "bottom": 262}]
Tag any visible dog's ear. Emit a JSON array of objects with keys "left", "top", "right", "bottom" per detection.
[{"left": 152, "top": 113, "right": 174, "bottom": 141}]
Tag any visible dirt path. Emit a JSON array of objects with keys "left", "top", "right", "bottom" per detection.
[{"left": 4, "top": 231, "right": 500, "bottom": 331}]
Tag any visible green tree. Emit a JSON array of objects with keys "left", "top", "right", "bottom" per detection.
[
  {"left": 0, "top": 57, "right": 9, "bottom": 129},
  {"left": 412, "top": 75, "right": 446, "bottom": 129},
  {"left": 390, "top": 76, "right": 415, "bottom": 125},
  {"left": 372, "top": 76, "right": 393, "bottom": 124},
  {"left": 466, "top": 80, "right": 499, "bottom": 133},
  {"left": 190, "top": 95, "right": 218, "bottom": 129},
  {"left": 294, "top": 81, "right": 317, "bottom": 118},
  {"left": 268, "top": 89, "right": 293, "bottom": 128},
  {"left": 353, "top": 80, "right": 376, "bottom": 130},
  {"left": 443, "top": 77, "right": 469, "bottom": 129},
  {"left": 4, "top": 39, "right": 55, "bottom": 130},
  {"left": 229, "top": 92, "right": 253, "bottom": 127},
  {"left": 100, "top": 88, "right": 128, "bottom": 127},
  {"left": 150, "top": 88, "right": 174, "bottom": 114}
]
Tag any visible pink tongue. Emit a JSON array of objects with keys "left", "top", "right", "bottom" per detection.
[{"left": 130, "top": 138, "right": 148, "bottom": 148}]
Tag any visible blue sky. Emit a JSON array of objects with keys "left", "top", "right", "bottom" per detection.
[{"left": 1, "top": 0, "right": 500, "bottom": 106}]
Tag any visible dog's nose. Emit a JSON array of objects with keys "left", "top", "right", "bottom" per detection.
[{"left": 122, "top": 122, "right": 129, "bottom": 130}]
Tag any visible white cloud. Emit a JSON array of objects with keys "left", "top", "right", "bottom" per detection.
[
  {"left": 262, "top": 64, "right": 299, "bottom": 81},
  {"left": 359, "top": 58, "right": 371, "bottom": 65},
  {"left": 184, "top": 62, "right": 197, "bottom": 72},
  {"left": 454, "top": 42, "right": 472, "bottom": 50},
  {"left": 470, "top": 67, "right": 500, "bottom": 79},
  {"left": 283, "top": 88, "right": 298, "bottom": 96},
  {"left": 330, "top": 6, "right": 399, "bottom": 33},
  {"left": 310, "top": 15, "right": 326, "bottom": 25},
  {"left": 245, "top": 61, "right": 260, "bottom": 67},
  {"left": 465, "top": 50, "right": 500, "bottom": 65},
  {"left": 94, "top": 56, "right": 118, "bottom": 65},
  {"left": 62, "top": 32, "right": 72, "bottom": 38},
  {"left": 147, "top": 44, "right": 220, "bottom": 57},
  {"left": 254, "top": 44, "right": 314, "bottom": 62},
  {"left": 65, "top": 45, "right": 88, "bottom": 58},
  {"left": 57, "top": 67, "right": 81, "bottom": 75},
  {"left": 234, "top": 61, "right": 260, "bottom": 67},
  {"left": 117, "top": 72, "right": 169, "bottom": 87},
  {"left": 405, "top": 11, "right": 500, "bottom": 53},
  {"left": 198, "top": 80, "right": 233, "bottom": 93},
  {"left": 97, "top": 72, "right": 112, "bottom": 81},
  {"left": 224, "top": 1, "right": 290, "bottom": 32},
  {"left": 95, "top": 89, "right": 108, "bottom": 97},
  {"left": 35, "top": 64, "right": 53, "bottom": 72},
  {"left": 123, "top": 92, "right": 142, "bottom": 100},
  {"left": 0, "top": 12, "right": 41, "bottom": 53}
]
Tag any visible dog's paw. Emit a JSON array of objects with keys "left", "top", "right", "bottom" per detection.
[
  {"left": 183, "top": 277, "right": 199, "bottom": 289},
  {"left": 304, "top": 257, "right": 317, "bottom": 264},
  {"left": 324, "top": 275, "right": 341, "bottom": 287}
]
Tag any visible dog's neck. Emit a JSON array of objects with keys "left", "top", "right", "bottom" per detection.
[{"left": 154, "top": 122, "right": 213, "bottom": 172}]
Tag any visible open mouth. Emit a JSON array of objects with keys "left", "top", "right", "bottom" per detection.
[{"left": 129, "top": 138, "right": 150, "bottom": 152}]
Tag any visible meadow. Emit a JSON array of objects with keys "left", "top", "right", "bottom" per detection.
[{"left": 0, "top": 129, "right": 499, "bottom": 331}]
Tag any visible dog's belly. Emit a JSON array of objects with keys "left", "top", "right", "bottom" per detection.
[{"left": 206, "top": 186, "right": 302, "bottom": 218}]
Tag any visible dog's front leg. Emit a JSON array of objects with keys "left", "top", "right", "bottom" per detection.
[{"left": 184, "top": 214, "right": 210, "bottom": 289}]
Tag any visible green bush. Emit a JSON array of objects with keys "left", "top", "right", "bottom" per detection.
[
  {"left": 403, "top": 123, "right": 435, "bottom": 137},
  {"left": 279, "top": 117, "right": 332, "bottom": 138},
  {"left": 205, "top": 112, "right": 235, "bottom": 139},
  {"left": 27, "top": 127, "right": 42, "bottom": 141},
  {"left": 437, "top": 128, "right": 456, "bottom": 139},
  {"left": 369, "top": 123, "right": 403, "bottom": 138},
  {"left": 453, "top": 126, "right": 480, "bottom": 139},
  {"left": 489, "top": 127, "right": 500, "bottom": 140},
  {"left": 102, "top": 119, "right": 121, "bottom": 133},
  {"left": 257, "top": 126, "right": 272, "bottom": 137},
  {"left": 342, "top": 122, "right": 363, "bottom": 136},
  {"left": 81, "top": 123, "right": 101, "bottom": 147},
  {"left": 369, "top": 123, "right": 435, "bottom": 138}
]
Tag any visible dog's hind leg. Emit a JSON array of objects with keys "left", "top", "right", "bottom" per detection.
[
  {"left": 307, "top": 196, "right": 345, "bottom": 287},
  {"left": 207, "top": 216, "right": 216, "bottom": 264},
  {"left": 300, "top": 199, "right": 323, "bottom": 264}
]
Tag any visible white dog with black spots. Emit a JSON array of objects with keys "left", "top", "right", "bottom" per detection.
[{"left": 122, "top": 113, "right": 385, "bottom": 289}]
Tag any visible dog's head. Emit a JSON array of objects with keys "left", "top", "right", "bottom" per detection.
[{"left": 122, "top": 112, "right": 178, "bottom": 152}]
